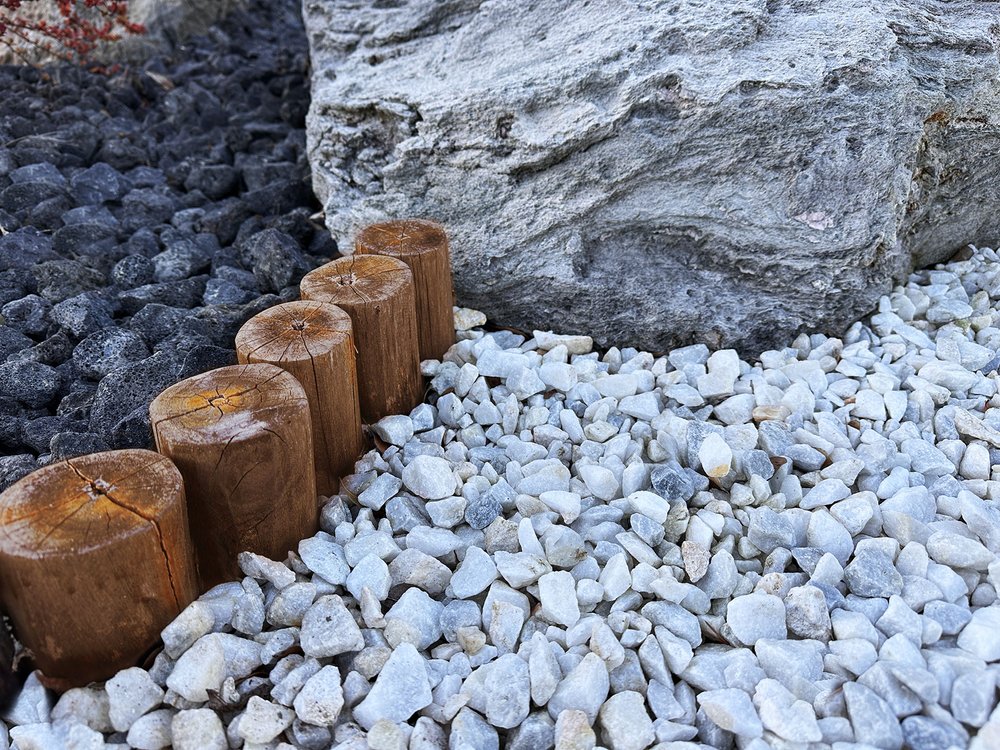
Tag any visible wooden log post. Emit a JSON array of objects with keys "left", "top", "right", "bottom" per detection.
[
  {"left": 235, "top": 300, "right": 364, "bottom": 497},
  {"left": 150, "top": 363, "right": 317, "bottom": 588},
  {"left": 0, "top": 450, "right": 198, "bottom": 689},
  {"left": 354, "top": 219, "right": 456, "bottom": 361},
  {"left": 300, "top": 255, "right": 423, "bottom": 422}
]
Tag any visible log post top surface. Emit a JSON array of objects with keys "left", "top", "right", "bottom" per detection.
[
  {"left": 0, "top": 449, "right": 183, "bottom": 560},
  {"left": 234, "top": 300, "right": 354, "bottom": 365},
  {"left": 299, "top": 255, "right": 413, "bottom": 306},
  {"left": 150, "top": 363, "right": 309, "bottom": 444},
  {"left": 354, "top": 219, "right": 448, "bottom": 259}
]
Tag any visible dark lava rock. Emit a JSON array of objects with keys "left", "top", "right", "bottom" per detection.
[
  {"left": 0, "top": 326, "right": 33, "bottom": 360},
  {"left": 242, "top": 228, "right": 311, "bottom": 293},
  {"left": 49, "top": 431, "right": 110, "bottom": 461},
  {"left": 9, "top": 330, "right": 75, "bottom": 366},
  {"left": 56, "top": 385, "right": 97, "bottom": 421},
  {"left": 203, "top": 278, "right": 256, "bottom": 305},
  {"left": 52, "top": 222, "right": 119, "bottom": 264},
  {"left": 0, "top": 181, "right": 67, "bottom": 217},
  {"left": 96, "top": 136, "right": 146, "bottom": 171},
  {"left": 62, "top": 204, "right": 118, "bottom": 228},
  {"left": 242, "top": 178, "right": 310, "bottom": 217},
  {"left": 32, "top": 260, "right": 106, "bottom": 303},
  {"left": 1, "top": 294, "right": 52, "bottom": 337},
  {"left": 119, "top": 276, "right": 209, "bottom": 313},
  {"left": 127, "top": 304, "right": 189, "bottom": 346},
  {"left": 89, "top": 352, "right": 181, "bottom": 443},
  {"left": 72, "top": 328, "right": 150, "bottom": 379},
  {"left": 26, "top": 194, "right": 73, "bottom": 231},
  {"left": 0, "top": 228, "right": 59, "bottom": 271},
  {"left": 125, "top": 227, "right": 161, "bottom": 258},
  {"left": 0, "top": 454, "right": 37, "bottom": 492},
  {"left": 196, "top": 198, "right": 253, "bottom": 245},
  {"left": 152, "top": 237, "right": 212, "bottom": 282},
  {"left": 10, "top": 162, "right": 65, "bottom": 187},
  {"left": 21, "top": 416, "right": 87, "bottom": 453},
  {"left": 0, "top": 270, "right": 34, "bottom": 309},
  {"left": 111, "top": 254, "right": 156, "bottom": 288},
  {"left": 184, "top": 164, "right": 239, "bottom": 200},
  {"left": 0, "top": 416, "right": 24, "bottom": 450},
  {"left": 69, "top": 162, "right": 126, "bottom": 204},
  {"left": 214, "top": 264, "right": 259, "bottom": 289},
  {"left": 0, "top": 361, "right": 61, "bottom": 407},
  {"left": 50, "top": 293, "right": 115, "bottom": 339},
  {"left": 242, "top": 161, "right": 297, "bottom": 192},
  {"left": 177, "top": 344, "right": 237, "bottom": 378},
  {"left": 120, "top": 188, "right": 176, "bottom": 232}
]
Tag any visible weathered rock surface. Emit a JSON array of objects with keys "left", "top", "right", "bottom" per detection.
[{"left": 304, "top": 0, "right": 1000, "bottom": 353}]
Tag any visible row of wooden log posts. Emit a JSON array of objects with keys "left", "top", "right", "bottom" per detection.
[{"left": 0, "top": 220, "right": 456, "bottom": 690}]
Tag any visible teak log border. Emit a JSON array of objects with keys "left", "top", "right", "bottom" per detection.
[{"left": 0, "top": 216, "right": 458, "bottom": 690}]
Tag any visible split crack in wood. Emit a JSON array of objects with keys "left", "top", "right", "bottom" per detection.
[{"left": 65, "top": 460, "right": 184, "bottom": 611}]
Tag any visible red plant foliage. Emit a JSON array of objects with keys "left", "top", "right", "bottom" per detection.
[{"left": 0, "top": 0, "right": 145, "bottom": 64}]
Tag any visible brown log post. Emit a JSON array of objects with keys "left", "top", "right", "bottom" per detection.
[
  {"left": 300, "top": 255, "right": 423, "bottom": 422},
  {"left": 354, "top": 219, "right": 456, "bottom": 361},
  {"left": 235, "top": 300, "right": 364, "bottom": 497},
  {"left": 149, "top": 363, "right": 317, "bottom": 588},
  {"left": 0, "top": 449, "right": 198, "bottom": 689}
]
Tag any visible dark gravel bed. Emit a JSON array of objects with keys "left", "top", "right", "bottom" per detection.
[{"left": 0, "top": 0, "right": 336, "bottom": 490}]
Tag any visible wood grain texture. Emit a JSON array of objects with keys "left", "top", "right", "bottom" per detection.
[
  {"left": 149, "top": 363, "right": 317, "bottom": 588},
  {"left": 300, "top": 255, "right": 423, "bottom": 422},
  {"left": 0, "top": 449, "right": 198, "bottom": 689},
  {"left": 355, "top": 219, "right": 456, "bottom": 361},
  {"left": 235, "top": 300, "right": 364, "bottom": 497}
]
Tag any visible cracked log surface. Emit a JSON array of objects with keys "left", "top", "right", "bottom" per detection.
[
  {"left": 304, "top": 0, "right": 1000, "bottom": 354},
  {"left": 301, "top": 255, "right": 423, "bottom": 422},
  {"left": 0, "top": 450, "right": 197, "bottom": 689},
  {"left": 355, "top": 219, "right": 456, "bottom": 362},
  {"left": 235, "top": 300, "right": 364, "bottom": 497},
  {"left": 150, "top": 364, "right": 317, "bottom": 588}
]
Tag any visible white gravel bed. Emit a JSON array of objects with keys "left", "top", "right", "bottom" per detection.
[{"left": 5, "top": 246, "right": 1000, "bottom": 749}]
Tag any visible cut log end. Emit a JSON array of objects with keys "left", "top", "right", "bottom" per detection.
[
  {"left": 354, "top": 219, "right": 456, "bottom": 361},
  {"left": 234, "top": 299, "right": 354, "bottom": 365},
  {"left": 299, "top": 254, "right": 413, "bottom": 308},
  {"left": 0, "top": 451, "right": 184, "bottom": 560},
  {"left": 355, "top": 218, "right": 448, "bottom": 259},
  {"left": 150, "top": 363, "right": 310, "bottom": 439},
  {"left": 301, "top": 255, "right": 423, "bottom": 422}
]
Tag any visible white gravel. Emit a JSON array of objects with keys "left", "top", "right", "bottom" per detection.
[{"left": 5, "top": 245, "right": 1000, "bottom": 748}]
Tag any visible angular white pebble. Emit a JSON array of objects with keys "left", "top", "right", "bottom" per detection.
[
  {"left": 698, "top": 433, "right": 732, "bottom": 478},
  {"left": 538, "top": 571, "right": 581, "bottom": 626}
]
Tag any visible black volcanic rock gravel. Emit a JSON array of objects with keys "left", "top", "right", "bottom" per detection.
[{"left": 0, "top": 0, "right": 336, "bottom": 489}]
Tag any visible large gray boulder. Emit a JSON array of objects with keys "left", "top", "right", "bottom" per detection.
[{"left": 304, "top": 0, "right": 1000, "bottom": 353}]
